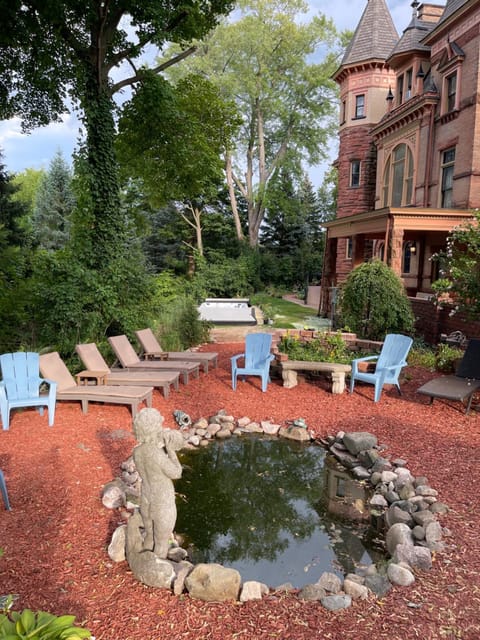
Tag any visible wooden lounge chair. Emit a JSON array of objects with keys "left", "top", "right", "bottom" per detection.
[
  {"left": 108, "top": 335, "right": 200, "bottom": 385},
  {"left": 75, "top": 343, "right": 179, "bottom": 398},
  {"left": 39, "top": 352, "right": 152, "bottom": 417},
  {"left": 135, "top": 328, "right": 218, "bottom": 373},
  {"left": 417, "top": 338, "right": 480, "bottom": 414}
]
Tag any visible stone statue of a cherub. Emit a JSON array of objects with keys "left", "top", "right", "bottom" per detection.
[{"left": 132, "top": 408, "right": 184, "bottom": 558}]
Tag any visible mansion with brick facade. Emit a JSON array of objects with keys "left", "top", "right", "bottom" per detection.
[{"left": 320, "top": 0, "right": 480, "bottom": 333}]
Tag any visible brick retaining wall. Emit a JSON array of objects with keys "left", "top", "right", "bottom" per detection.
[{"left": 410, "top": 298, "right": 480, "bottom": 344}]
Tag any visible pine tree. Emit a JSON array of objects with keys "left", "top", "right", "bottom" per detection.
[{"left": 32, "top": 151, "right": 75, "bottom": 250}]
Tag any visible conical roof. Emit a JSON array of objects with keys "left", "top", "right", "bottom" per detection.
[
  {"left": 341, "top": 0, "right": 399, "bottom": 66},
  {"left": 388, "top": 3, "right": 433, "bottom": 62}
]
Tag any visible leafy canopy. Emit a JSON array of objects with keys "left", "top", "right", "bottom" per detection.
[{"left": 0, "top": 0, "right": 235, "bottom": 129}]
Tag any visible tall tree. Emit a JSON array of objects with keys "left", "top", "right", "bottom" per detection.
[
  {"left": 166, "top": 0, "right": 341, "bottom": 246},
  {"left": 316, "top": 166, "right": 338, "bottom": 224},
  {"left": 32, "top": 151, "right": 75, "bottom": 251},
  {"left": 117, "top": 73, "right": 240, "bottom": 256},
  {"left": 0, "top": 153, "right": 31, "bottom": 350},
  {"left": 262, "top": 168, "right": 323, "bottom": 289},
  {"left": 0, "top": 0, "right": 234, "bottom": 266}
]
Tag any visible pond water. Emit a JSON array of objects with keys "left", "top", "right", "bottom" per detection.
[{"left": 175, "top": 436, "right": 384, "bottom": 588}]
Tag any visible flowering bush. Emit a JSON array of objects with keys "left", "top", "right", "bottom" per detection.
[{"left": 432, "top": 209, "right": 480, "bottom": 317}]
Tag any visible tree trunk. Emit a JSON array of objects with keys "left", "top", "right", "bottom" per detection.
[{"left": 225, "top": 151, "right": 244, "bottom": 241}]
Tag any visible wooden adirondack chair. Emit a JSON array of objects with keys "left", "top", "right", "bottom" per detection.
[
  {"left": 231, "top": 333, "right": 274, "bottom": 392},
  {"left": 0, "top": 352, "right": 57, "bottom": 430},
  {"left": 350, "top": 334, "right": 413, "bottom": 402}
]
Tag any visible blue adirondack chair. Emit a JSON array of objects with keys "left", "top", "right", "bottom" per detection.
[
  {"left": 0, "top": 469, "right": 11, "bottom": 510},
  {"left": 350, "top": 334, "right": 413, "bottom": 402},
  {"left": 0, "top": 352, "right": 57, "bottom": 430},
  {"left": 231, "top": 333, "right": 275, "bottom": 392}
]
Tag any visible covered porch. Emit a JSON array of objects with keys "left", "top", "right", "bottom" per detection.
[{"left": 319, "top": 207, "right": 474, "bottom": 317}]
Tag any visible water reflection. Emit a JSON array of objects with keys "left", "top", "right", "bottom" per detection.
[{"left": 175, "top": 436, "right": 382, "bottom": 588}]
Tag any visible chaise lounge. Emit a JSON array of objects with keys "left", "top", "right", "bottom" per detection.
[
  {"left": 39, "top": 351, "right": 153, "bottom": 417},
  {"left": 108, "top": 335, "right": 200, "bottom": 384},
  {"left": 135, "top": 328, "right": 218, "bottom": 373},
  {"left": 75, "top": 343, "right": 180, "bottom": 398},
  {"left": 417, "top": 338, "right": 480, "bottom": 414}
]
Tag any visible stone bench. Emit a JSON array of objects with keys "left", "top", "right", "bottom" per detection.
[{"left": 279, "top": 360, "right": 351, "bottom": 394}]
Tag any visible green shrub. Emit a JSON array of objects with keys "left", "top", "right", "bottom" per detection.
[
  {"left": 278, "top": 331, "right": 369, "bottom": 364},
  {"left": 434, "top": 343, "right": 464, "bottom": 373},
  {"left": 339, "top": 260, "right": 414, "bottom": 341},
  {"left": 408, "top": 342, "right": 464, "bottom": 372},
  {"left": 0, "top": 609, "right": 90, "bottom": 639},
  {"left": 153, "top": 295, "right": 210, "bottom": 350},
  {"left": 408, "top": 346, "right": 437, "bottom": 370}
]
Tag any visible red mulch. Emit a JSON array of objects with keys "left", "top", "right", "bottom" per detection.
[{"left": 1, "top": 343, "right": 480, "bottom": 640}]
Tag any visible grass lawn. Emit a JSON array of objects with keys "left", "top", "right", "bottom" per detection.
[{"left": 250, "top": 293, "right": 329, "bottom": 329}]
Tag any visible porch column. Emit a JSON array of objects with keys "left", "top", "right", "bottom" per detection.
[
  {"left": 352, "top": 234, "right": 366, "bottom": 268},
  {"left": 319, "top": 236, "right": 338, "bottom": 317},
  {"left": 389, "top": 226, "right": 404, "bottom": 276}
]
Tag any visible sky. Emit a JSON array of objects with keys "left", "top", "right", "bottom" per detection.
[{"left": 0, "top": 1, "right": 420, "bottom": 182}]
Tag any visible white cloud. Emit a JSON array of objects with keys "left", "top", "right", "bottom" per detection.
[{"left": 0, "top": 113, "right": 79, "bottom": 173}]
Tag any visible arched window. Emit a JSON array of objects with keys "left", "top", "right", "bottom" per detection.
[{"left": 382, "top": 144, "right": 414, "bottom": 207}]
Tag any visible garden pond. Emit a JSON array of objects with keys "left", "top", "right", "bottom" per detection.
[{"left": 175, "top": 436, "right": 385, "bottom": 588}]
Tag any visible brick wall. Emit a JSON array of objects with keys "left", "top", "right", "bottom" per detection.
[
  {"left": 410, "top": 298, "right": 480, "bottom": 344},
  {"left": 337, "top": 125, "right": 377, "bottom": 218}
]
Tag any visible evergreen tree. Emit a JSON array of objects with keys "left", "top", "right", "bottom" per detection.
[
  {"left": 261, "top": 169, "right": 323, "bottom": 290},
  {"left": 316, "top": 166, "right": 338, "bottom": 223},
  {"left": 32, "top": 151, "right": 75, "bottom": 250},
  {"left": 0, "top": 152, "right": 31, "bottom": 350}
]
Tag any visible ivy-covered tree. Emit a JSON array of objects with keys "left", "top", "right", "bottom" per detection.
[
  {"left": 432, "top": 209, "right": 480, "bottom": 317},
  {"left": 339, "top": 260, "right": 415, "bottom": 341},
  {"left": 32, "top": 151, "right": 75, "bottom": 251},
  {"left": 0, "top": 0, "right": 234, "bottom": 266}
]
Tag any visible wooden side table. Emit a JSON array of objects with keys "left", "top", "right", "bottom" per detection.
[
  {"left": 143, "top": 352, "right": 169, "bottom": 361},
  {"left": 75, "top": 370, "right": 108, "bottom": 386}
]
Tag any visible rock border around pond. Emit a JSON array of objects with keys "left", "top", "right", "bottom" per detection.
[{"left": 102, "top": 410, "right": 449, "bottom": 609}]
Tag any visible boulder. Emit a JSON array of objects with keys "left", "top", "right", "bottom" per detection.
[
  {"left": 387, "top": 563, "right": 415, "bottom": 586},
  {"left": 342, "top": 432, "right": 378, "bottom": 455},
  {"left": 239, "top": 581, "right": 269, "bottom": 602},
  {"left": 321, "top": 595, "right": 352, "bottom": 611},
  {"left": 386, "top": 522, "right": 414, "bottom": 555},
  {"left": 185, "top": 563, "right": 241, "bottom": 602},
  {"left": 108, "top": 524, "right": 126, "bottom": 562}
]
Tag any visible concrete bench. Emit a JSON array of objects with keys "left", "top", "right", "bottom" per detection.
[{"left": 279, "top": 360, "right": 351, "bottom": 394}]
